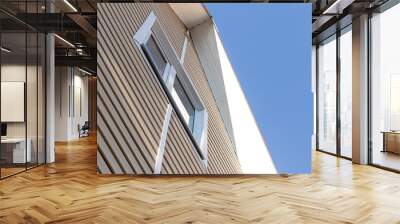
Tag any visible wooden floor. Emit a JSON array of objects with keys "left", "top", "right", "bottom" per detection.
[
  {"left": 372, "top": 150, "right": 400, "bottom": 171},
  {"left": 0, "top": 167, "right": 26, "bottom": 178},
  {"left": 1, "top": 135, "right": 400, "bottom": 223}
]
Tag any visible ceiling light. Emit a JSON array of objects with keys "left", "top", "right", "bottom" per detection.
[
  {"left": 1, "top": 47, "right": 11, "bottom": 53},
  {"left": 54, "top": 34, "right": 75, "bottom": 48},
  {"left": 78, "top": 67, "right": 94, "bottom": 76},
  {"left": 323, "top": 0, "right": 355, "bottom": 15},
  {"left": 63, "top": 0, "right": 78, "bottom": 12}
]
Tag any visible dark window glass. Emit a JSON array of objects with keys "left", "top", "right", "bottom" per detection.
[
  {"left": 172, "top": 78, "right": 195, "bottom": 131},
  {"left": 144, "top": 36, "right": 167, "bottom": 76}
]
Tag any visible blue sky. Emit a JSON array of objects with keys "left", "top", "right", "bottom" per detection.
[{"left": 206, "top": 4, "right": 312, "bottom": 173}]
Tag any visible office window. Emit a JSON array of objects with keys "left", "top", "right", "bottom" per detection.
[
  {"left": 143, "top": 36, "right": 167, "bottom": 77},
  {"left": 317, "top": 35, "right": 337, "bottom": 154},
  {"left": 370, "top": 3, "right": 400, "bottom": 171},
  {"left": 339, "top": 27, "right": 352, "bottom": 158},
  {"left": 171, "top": 77, "right": 195, "bottom": 131}
]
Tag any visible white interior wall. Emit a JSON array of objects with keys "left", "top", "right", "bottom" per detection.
[
  {"left": 55, "top": 67, "right": 89, "bottom": 141},
  {"left": 71, "top": 73, "right": 89, "bottom": 138},
  {"left": 55, "top": 66, "right": 69, "bottom": 141}
]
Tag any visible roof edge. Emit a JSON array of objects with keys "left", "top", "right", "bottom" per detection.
[{"left": 169, "top": 3, "right": 211, "bottom": 29}]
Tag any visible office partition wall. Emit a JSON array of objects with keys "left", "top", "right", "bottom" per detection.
[{"left": 0, "top": 1, "right": 46, "bottom": 179}]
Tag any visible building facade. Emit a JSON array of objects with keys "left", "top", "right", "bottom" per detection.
[
  {"left": 96, "top": 3, "right": 279, "bottom": 175},
  {"left": 97, "top": 3, "right": 246, "bottom": 174}
]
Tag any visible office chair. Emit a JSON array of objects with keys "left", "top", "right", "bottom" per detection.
[{"left": 79, "top": 121, "right": 90, "bottom": 138}]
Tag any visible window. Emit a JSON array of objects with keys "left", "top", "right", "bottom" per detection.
[
  {"left": 317, "top": 35, "right": 337, "bottom": 155},
  {"left": 142, "top": 36, "right": 167, "bottom": 77},
  {"left": 370, "top": 3, "right": 400, "bottom": 171},
  {"left": 171, "top": 78, "right": 195, "bottom": 132},
  {"left": 339, "top": 27, "right": 352, "bottom": 158},
  {"left": 133, "top": 11, "right": 208, "bottom": 162}
]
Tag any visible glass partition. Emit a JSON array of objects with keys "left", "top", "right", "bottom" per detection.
[
  {"left": 317, "top": 35, "right": 337, "bottom": 154},
  {"left": 0, "top": 1, "right": 46, "bottom": 179},
  {"left": 1, "top": 30, "right": 28, "bottom": 177}
]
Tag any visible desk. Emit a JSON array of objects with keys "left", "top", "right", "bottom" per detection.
[
  {"left": 382, "top": 131, "right": 400, "bottom": 154},
  {"left": 1, "top": 138, "right": 31, "bottom": 163}
]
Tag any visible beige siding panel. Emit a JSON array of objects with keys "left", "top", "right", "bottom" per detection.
[
  {"left": 97, "top": 150, "right": 112, "bottom": 174},
  {"left": 97, "top": 50, "right": 159, "bottom": 166},
  {"left": 165, "top": 140, "right": 191, "bottom": 174},
  {"left": 168, "top": 113, "right": 204, "bottom": 173},
  {"left": 165, "top": 141, "right": 185, "bottom": 174},
  {"left": 97, "top": 3, "right": 168, "bottom": 174},
  {"left": 97, "top": 86, "right": 152, "bottom": 173},
  {"left": 162, "top": 141, "right": 182, "bottom": 174},
  {"left": 109, "top": 6, "right": 172, "bottom": 111},
  {"left": 159, "top": 154, "right": 173, "bottom": 175},
  {"left": 162, "top": 112, "right": 204, "bottom": 174},
  {"left": 100, "top": 5, "right": 167, "bottom": 127},
  {"left": 153, "top": 4, "right": 187, "bottom": 57},
  {"left": 97, "top": 109, "right": 138, "bottom": 174},
  {"left": 97, "top": 123, "right": 124, "bottom": 174}
]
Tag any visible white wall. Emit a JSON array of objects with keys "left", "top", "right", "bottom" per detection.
[
  {"left": 55, "top": 67, "right": 89, "bottom": 141},
  {"left": 71, "top": 73, "right": 89, "bottom": 138}
]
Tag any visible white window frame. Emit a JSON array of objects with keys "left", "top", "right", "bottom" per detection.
[{"left": 133, "top": 12, "right": 208, "bottom": 166}]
